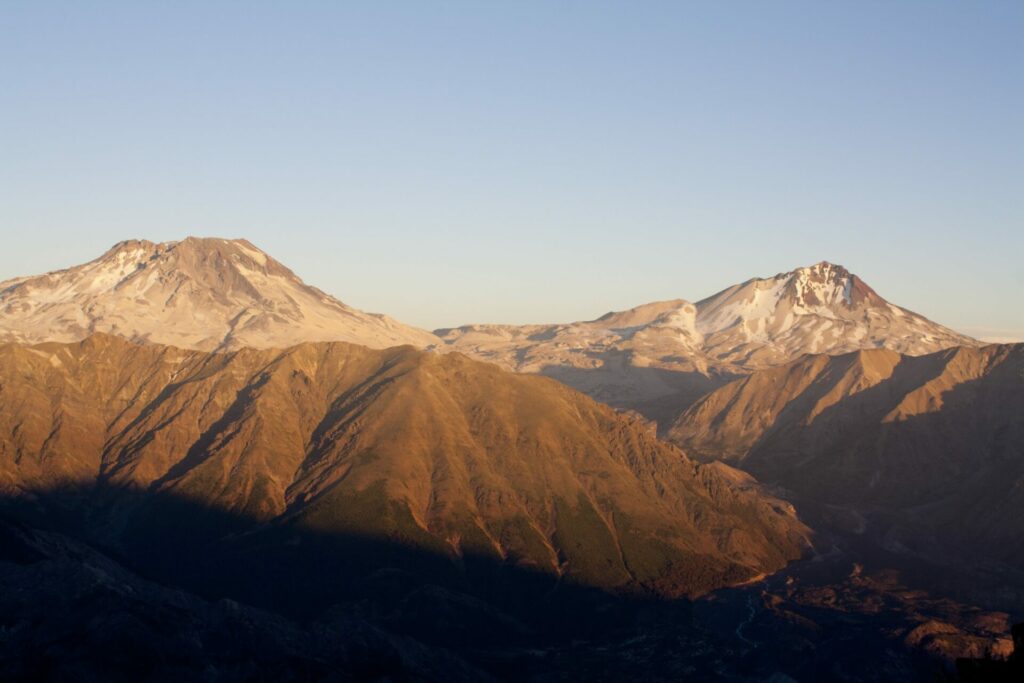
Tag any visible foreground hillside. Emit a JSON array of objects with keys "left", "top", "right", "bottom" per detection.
[
  {"left": 0, "top": 520, "right": 489, "bottom": 682},
  {"left": 0, "top": 334, "right": 809, "bottom": 605},
  {"left": 4, "top": 515, "right": 1014, "bottom": 683}
]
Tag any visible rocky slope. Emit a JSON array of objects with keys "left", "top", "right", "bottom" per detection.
[
  {"left": 669, "top": 344, "right": 1024, "bottom": 573},
  {"left": 0, "top": 334, "right": 810, "bottom": 603},
  {"left": 437, "top": 262, "right": 978, "bottom": 422},
  {"left": 0, "top": 237, "right": 440, "bottom": 351}
]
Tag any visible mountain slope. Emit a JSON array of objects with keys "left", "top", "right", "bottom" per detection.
[
  {"left": 669, "top": 344, "right": 1024, "bottom": 569},
  {"left": 0, "top": 237, "right": 440, "bottom": 351},
  {"left": 437, "top": 261, "right": 977, "bottom": 422},
  {"left": 0, "top": 334, "right": 809, "bottom": 600}
]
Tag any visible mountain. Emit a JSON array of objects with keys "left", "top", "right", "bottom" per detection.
[
  {"left": 1, "top": 243, "right": 975, "bottom": 427},
  {"left": 437, "top": 262, "right": 977, "bottom": 423},
  {"left": 693, "top": 261, "right": 975, "bottom": 366},
  {"left": 669, "top": 344, "right": 1024, "bottom": 579},
  {"left": 0, "top": 334, "right": 810, "bottom": 605},
  {"left": 0, "top": 237, "right": 440, "bottom": 351}
]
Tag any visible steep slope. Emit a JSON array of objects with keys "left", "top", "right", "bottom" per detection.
[
  {"left": 0, "top": 237, "right": 440, "bottom": 351},
  {"left": 0, "top": 334, "right": 809, "bottom": 601},
  {"left": 669, "top": 344, "right": 1024, "bottom": 569},
  {"left": 438, "top": 262, "right": 976, "bottom": 422}
]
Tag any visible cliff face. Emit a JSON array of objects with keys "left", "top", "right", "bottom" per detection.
[{"left": 0, "top": 334, "right": 809, "bottom": 600}]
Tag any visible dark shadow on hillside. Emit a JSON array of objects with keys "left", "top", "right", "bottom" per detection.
[
  {"left": 0, "top": 483, "right": 696, "bottom": 660},
  {"left": 0, "top": 514, "right": 494, "bottom": 682},
  {"left": 4, "top": 482, "right": 1019, "bottom": 682}
]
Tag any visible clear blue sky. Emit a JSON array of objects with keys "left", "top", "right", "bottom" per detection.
[{"left": 2, "top": 2, "right": 1021, "bottom": 339}]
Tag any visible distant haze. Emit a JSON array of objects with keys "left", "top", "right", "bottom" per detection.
[{"left": 1, "top": 2, "right": 1021, "bottom": 338}]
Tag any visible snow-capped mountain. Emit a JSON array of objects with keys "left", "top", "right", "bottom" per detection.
[
  {"left": 0, "top": 237, "right": 440, "bottom": 351},
  {"left": 694, "top": 261, "right": 975, "bottom": 367},
  {"left": 0, "top": 243, "right": 978, "bottom": 423},
  {"left": 436, "top": 262, "right": 978, "bottom": 421}
]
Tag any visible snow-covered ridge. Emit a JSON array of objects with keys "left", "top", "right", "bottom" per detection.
[
  {"left": 0, "top": 237, "right": 440, "bottom": 351},
  {"left": 438, "top": 260, "right": 979, "bottom": 384}
]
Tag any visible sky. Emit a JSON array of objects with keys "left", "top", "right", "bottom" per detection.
[{"left": 1, "top": 2, "right": 1022, "bottom": 338}]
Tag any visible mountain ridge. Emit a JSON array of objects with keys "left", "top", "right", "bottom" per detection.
[
  {"left": 669, "top": 342, "right": 1024, "bottom": 574},
  {"left": 0, "top": 332, "right": 811, "bottom": 598}
]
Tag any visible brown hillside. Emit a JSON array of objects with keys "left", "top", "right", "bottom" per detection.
[
  {"left": 670, "top": 344, "right": 1024, "bottom": 567},
  {"left": 0, "top": 334, "right": 810, "bottom": 598}
]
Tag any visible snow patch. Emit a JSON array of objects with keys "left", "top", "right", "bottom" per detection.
[{"left": 237, "top": 243, "right": 268, "bottom": 266}]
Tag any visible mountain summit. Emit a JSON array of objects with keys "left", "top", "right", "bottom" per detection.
[
  {"left": 437, "top": 261, "right": 978, "bottom": 420},
  {"left": 0, "top": 237, "right": 440, "bottom": 351},
  {"left": 693, "top": 261, "right": 974, "bottom": 367}
]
